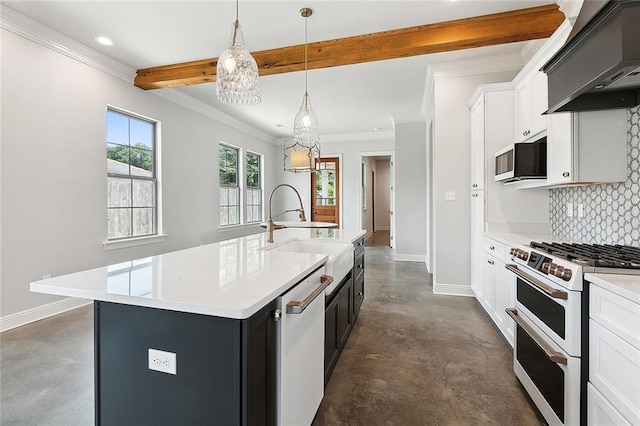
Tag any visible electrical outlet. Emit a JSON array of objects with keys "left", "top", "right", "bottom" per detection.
[
  {"left": 445, "top": 191, "right": 456, "bottom": 201},
  {"left": 567, "top": 202, "right": 574, "bottom": 217},
  {"left": 577, "top": 204, "right": 584, "bottom": 217},
  {"left": 148, "top": 348, "right": 177, "bottom": 375}
]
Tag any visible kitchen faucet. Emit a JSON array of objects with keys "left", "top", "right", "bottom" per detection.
[{"left": 266, "top": 184, "right": 307, "bottom": 243}]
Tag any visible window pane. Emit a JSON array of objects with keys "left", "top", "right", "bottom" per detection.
[
  {"left": 107, "top": 110, "right": 129, "bottom": 145},
  {"left": 130, "top": 118, "right": 153, "bottom": 150},
  {"left": 133, "top": 179, "right": 154, "bottom": 208},
  {"left": 220, "top": 187, "right": 229, "bottom": 206},
  {"left": 130, "top": 146, "right": 153, "bottom": 177},
  {"left": 229, "top": 187, "right": 238, "bottom": 205},
  {"left": 220, "top": 207, "right": 229, "bottom": 226},
  {"left": 108, "top": 177, "right": 131, "bottom": 208},
  {"left": 108, "top": 208, "right": 132, "bottom": 239},
  {"left": 107, "top": 143, "right": 130, "bottom": 174},
  {"left": 133, "top": 208, "right": 154, "bottom": 236},
  {"left": 247, "top": 153, "right": 260, "bottom": 188},
  {"left": 228, "top": 206, "right": 239, "bottom": 225},
  {"left": 219, "top": 145, "right": 238, "bottom": 186}
]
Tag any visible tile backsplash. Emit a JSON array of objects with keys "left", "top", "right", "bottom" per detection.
[{"left": 550, "top": 106, "right": 640, "bottom": 246}]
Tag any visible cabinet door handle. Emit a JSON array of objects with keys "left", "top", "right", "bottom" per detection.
[
  {"left": 563, "top": 172, "right": 570, "bottom": 178},
  {"left": 489, "top": 246, "right": 495, "bottom": 250},
  {"left": 472, "top": 193, "right": 478, "bottom": 198},
  {"left": 286, "top": 275, "right": 333, "bottom": 314},
  {"left": 472, "top": 184, "right": 478, "bottom": 188},
  {"left": 273, "top": 309, "right": 282, "bottom": 321},
  {"left": 505, "top": 308, "right": 567, "bottom": 365},
  {"left": 487, "top": 259, "right": 495, "bottom": 265}
]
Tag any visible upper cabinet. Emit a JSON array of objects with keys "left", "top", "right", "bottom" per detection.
[
  {"left": 514, "top": 70, "right": 549, "bottom": 143},
  {"left": 547, "top": 109, "right": 628, "bottom": 186},
  {"left": 470, "top": 95, "right": 485, "bottom": 190}
]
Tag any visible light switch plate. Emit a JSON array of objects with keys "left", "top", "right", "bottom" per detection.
[
  {"left": 445, "top": 191, "right": 456, "bottom": 201},
  {"left": 577, "top": 204, "right": 584, "bottom": 217},
  {"left": 567, "top": 202, "right": 574, "bottom": 217}
]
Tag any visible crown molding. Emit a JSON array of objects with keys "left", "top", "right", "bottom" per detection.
[
  {"left": 391, "top": 113, "right": 426, "bottom": 125},
  {"left": 557, "top": 0, "right": 583, "bottom": 24},
  {"left": 430, "top": 52, "right": 524, "bottom": 80},
  {"left": 468, "top": 81, "right": 515, "bottom": 109},
  {"left": 0, "top": 5, "right": 275, "bottom": 144},
  {"left": 0, "top": 5, "right": 135, "bottom": 82}
]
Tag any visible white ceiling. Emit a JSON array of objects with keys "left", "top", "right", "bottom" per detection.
[{"left": 3, "top": 0, "right": 554, "bottom": 140}]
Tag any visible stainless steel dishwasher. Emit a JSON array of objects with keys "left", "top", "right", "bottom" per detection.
[{"left": 276, "top": 267, "right": 333, "bottom": 426}]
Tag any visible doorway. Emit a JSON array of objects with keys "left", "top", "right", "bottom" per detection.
[
  {"left": 311, "top": 157, "right": 339, "bottom": 225},
  {"left": 360, "top": 153, "right": 393, "bottom": 248}
]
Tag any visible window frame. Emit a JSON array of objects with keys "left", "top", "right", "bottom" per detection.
[
  {"left": 245, "top": 151, "right": 263, "bottom": 224},
  {"left": 106, "top": 107, "right": 160, "bottom": 243},
  {"left": 219, "top": 143, "right": 242, "bottom": 227}
]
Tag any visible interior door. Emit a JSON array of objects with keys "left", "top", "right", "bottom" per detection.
[{"left": 311, "top": 157, "right": 339, "bottom": 225}]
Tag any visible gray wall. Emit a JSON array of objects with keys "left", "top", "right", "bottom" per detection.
[
  {"left": 432, "top": 71, "right": 517, "bottom": 290},
  {"left": 395, "top": 121, "right": 427, "bottom": 259},
  {"left": 375, "top": 159, "right": 391, "bottom": 230},
  {"left": 550, "top": 106, "right": 640, "bottom": 245},
  {"left": 1, "top": 29, "right": 279, "bottom": 319}
]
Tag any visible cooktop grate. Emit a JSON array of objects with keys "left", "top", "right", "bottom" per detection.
[{"left": 529, "top": 242, "right": 640, "bottom": 269}]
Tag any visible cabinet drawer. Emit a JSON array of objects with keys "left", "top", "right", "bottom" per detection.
[
  {"left": 483, "top": 237, "right": 505, "bottom": 262},
  {"left": 588, "top": 383, "right": 632, "bottom": 426},
  {"left": 589, "top": 320, "right": 640, "bottom": 425},
  {"left": 590, "top": 284, "right": 640, "bottom": 350}
]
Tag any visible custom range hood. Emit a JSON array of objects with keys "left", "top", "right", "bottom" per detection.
[{"left": 543, "top": 0, "right": 640, "bottom": 113}]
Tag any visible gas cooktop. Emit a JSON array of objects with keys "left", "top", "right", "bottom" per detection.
[{"left": 529, "top": 242, "right": 640, "bottom": 270}]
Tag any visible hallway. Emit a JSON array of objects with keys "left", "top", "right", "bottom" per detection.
[{"left": 0, "top": 234, "right": 542, "bottom": 425}]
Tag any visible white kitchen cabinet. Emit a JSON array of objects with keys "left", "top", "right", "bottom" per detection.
[
  {"left": 514, "top": 70, "right": 548, "bottom": 143},
  {"left": 547, "top": 109, "right": 628, "bottom": 186},
  {"left": 588, "top": 282, "right": 640, "bottom": 425},
  {"left": 470, "top": 95, "right": 485, "bottom": 190},
  {"left": 478, "top": 236, "right": 514, "bottom": 347},
  {"left": 470, "top": 189, "right": 485, "bottom": 301}
]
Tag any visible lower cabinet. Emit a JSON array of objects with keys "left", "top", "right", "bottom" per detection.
[
  {"left": 475, "top": 236, "right": 514, "bottom": 347},
  {"left": 324, "top": 237, "right": 366, "bottom": 386},
  {"left": 324, "top": 274, "right": 353, "bottom": 386},
  {"left": 94, "top": 300, "right": 277, "bottom": 426}
]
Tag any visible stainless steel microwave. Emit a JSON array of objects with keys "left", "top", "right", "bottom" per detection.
[{"left": 494, "top": 138, "right": 547, "bottom": 182}]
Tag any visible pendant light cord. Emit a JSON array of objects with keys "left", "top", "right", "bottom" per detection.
[{"left": 304, "top": 15, "right": 308, "bottom": 94}]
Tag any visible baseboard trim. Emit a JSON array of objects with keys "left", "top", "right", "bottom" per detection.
[
  {"left": 375, "top": 226, "right": 390, "bottom": 231},
  {"left": 433, "top": 282, "right": 475, "bottom": 297},
  {"left": 394, "top": 254, "right": 426, "bottom": 262},
  {"left": 0, "top": 298, "right": 91, "bottom": 332}
]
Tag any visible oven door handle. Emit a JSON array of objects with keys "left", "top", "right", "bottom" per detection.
[
  {"left": 505, "top": 264, "right": 568, "bottom": 300},
  {"left": 505, "top": 308, "right": 568, "bottom": 365}
]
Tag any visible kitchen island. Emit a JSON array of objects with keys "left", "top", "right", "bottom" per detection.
[{"left": 30, "top": 228, "right": 365, "bottom": 426}]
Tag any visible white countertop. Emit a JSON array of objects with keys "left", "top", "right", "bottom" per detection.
[
  {"left": 484, "top": 231, "right": 554, "bottom": 247},
  {"left": 30, "top": 228, "right": 366, "bottom": 319},
  {"left": 586, "top": 273, "right": 640, "bottom": 305}
]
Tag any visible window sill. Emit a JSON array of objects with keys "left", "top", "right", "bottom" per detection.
[
  {"left": 219, "top": 223, "right": 263, "bottom": 232},
  {"left": 103, "top": 234, "right": 168, "bottom": 251}
]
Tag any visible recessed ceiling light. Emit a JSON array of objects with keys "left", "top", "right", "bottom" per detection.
[
  {"left": 95, "top": 36, "right": 114, "bottom": 46},
  {"left": 373, "top": 127, "right": 382, "bottom": 132}
]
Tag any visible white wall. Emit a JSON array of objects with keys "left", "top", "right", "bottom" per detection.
[
  {"left": 432, "top": 70, "right": 517, "bottom": 291},
  {"left": 0, "top": 29, "right": 279, "bottom": 321},
  {"left": 394, "top": 121, "right": 427, "bottom": 260},
  {"left": 374, "top": 159, "right": 390, "bottom": 230}
]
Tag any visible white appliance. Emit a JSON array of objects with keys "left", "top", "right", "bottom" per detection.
[
  {"left": 505, "top": 242, "right": 640, "bottom": 426},
  {"left": 276, "top": 267, "right": 332, "bottom": 426}
]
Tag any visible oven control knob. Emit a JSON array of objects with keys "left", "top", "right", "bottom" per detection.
[
  {"left": 559, "top": 268, "right": 572, "bottom": 281},
  {"left": 510, "top": 248, "right": 516, "bottom": 256},
  {"left": 547, "top": 263, "right": 558, "bottom": 275},
  {"left": 518, "top": 250, "right": 529, "bottom": 261},
  {"left": 554, "top": 266, "right": 565, "bottom": 278},
  {"left": 541, "top": 262, "right": 551, "bottom": 274}
]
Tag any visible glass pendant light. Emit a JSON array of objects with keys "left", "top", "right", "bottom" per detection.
[
  {"left": 284, "top": 7, "right": 320, "bottom": 173},
  {"left": 216, "top": 0, "right": 261, "bottom": 105}
]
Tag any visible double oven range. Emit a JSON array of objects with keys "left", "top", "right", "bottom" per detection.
[{"left": 505, "top": 241, "right": 640, "bottom": 426}]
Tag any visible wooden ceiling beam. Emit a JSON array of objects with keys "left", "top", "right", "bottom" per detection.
[{"left": 134, "top": 4, "right": 564, "bottom": 90}]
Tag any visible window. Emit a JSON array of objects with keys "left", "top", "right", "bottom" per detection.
[
  {"left": 246, "top": 152, "right": 262, "bottom": 223},
  {"left": 107, "top": 109, "right": 157, "bottom": 240},
  {"left": 218, "top": 145, "right": 263, "bottom": 227},
  {"left": 219, "top": 144, "right": 240, "bottom": 226}
]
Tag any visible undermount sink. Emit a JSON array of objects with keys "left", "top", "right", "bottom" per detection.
[{"left": 262, "top": 239, "right": 353, "bottom": 295}]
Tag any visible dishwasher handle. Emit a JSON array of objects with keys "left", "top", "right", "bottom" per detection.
[{"left": 286, "top": 275, "right": 333, "bottom": 314}]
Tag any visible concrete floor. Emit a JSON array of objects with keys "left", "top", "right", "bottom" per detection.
[{"left": 0, "top": 231, "right": 544, "bottom": 425}]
